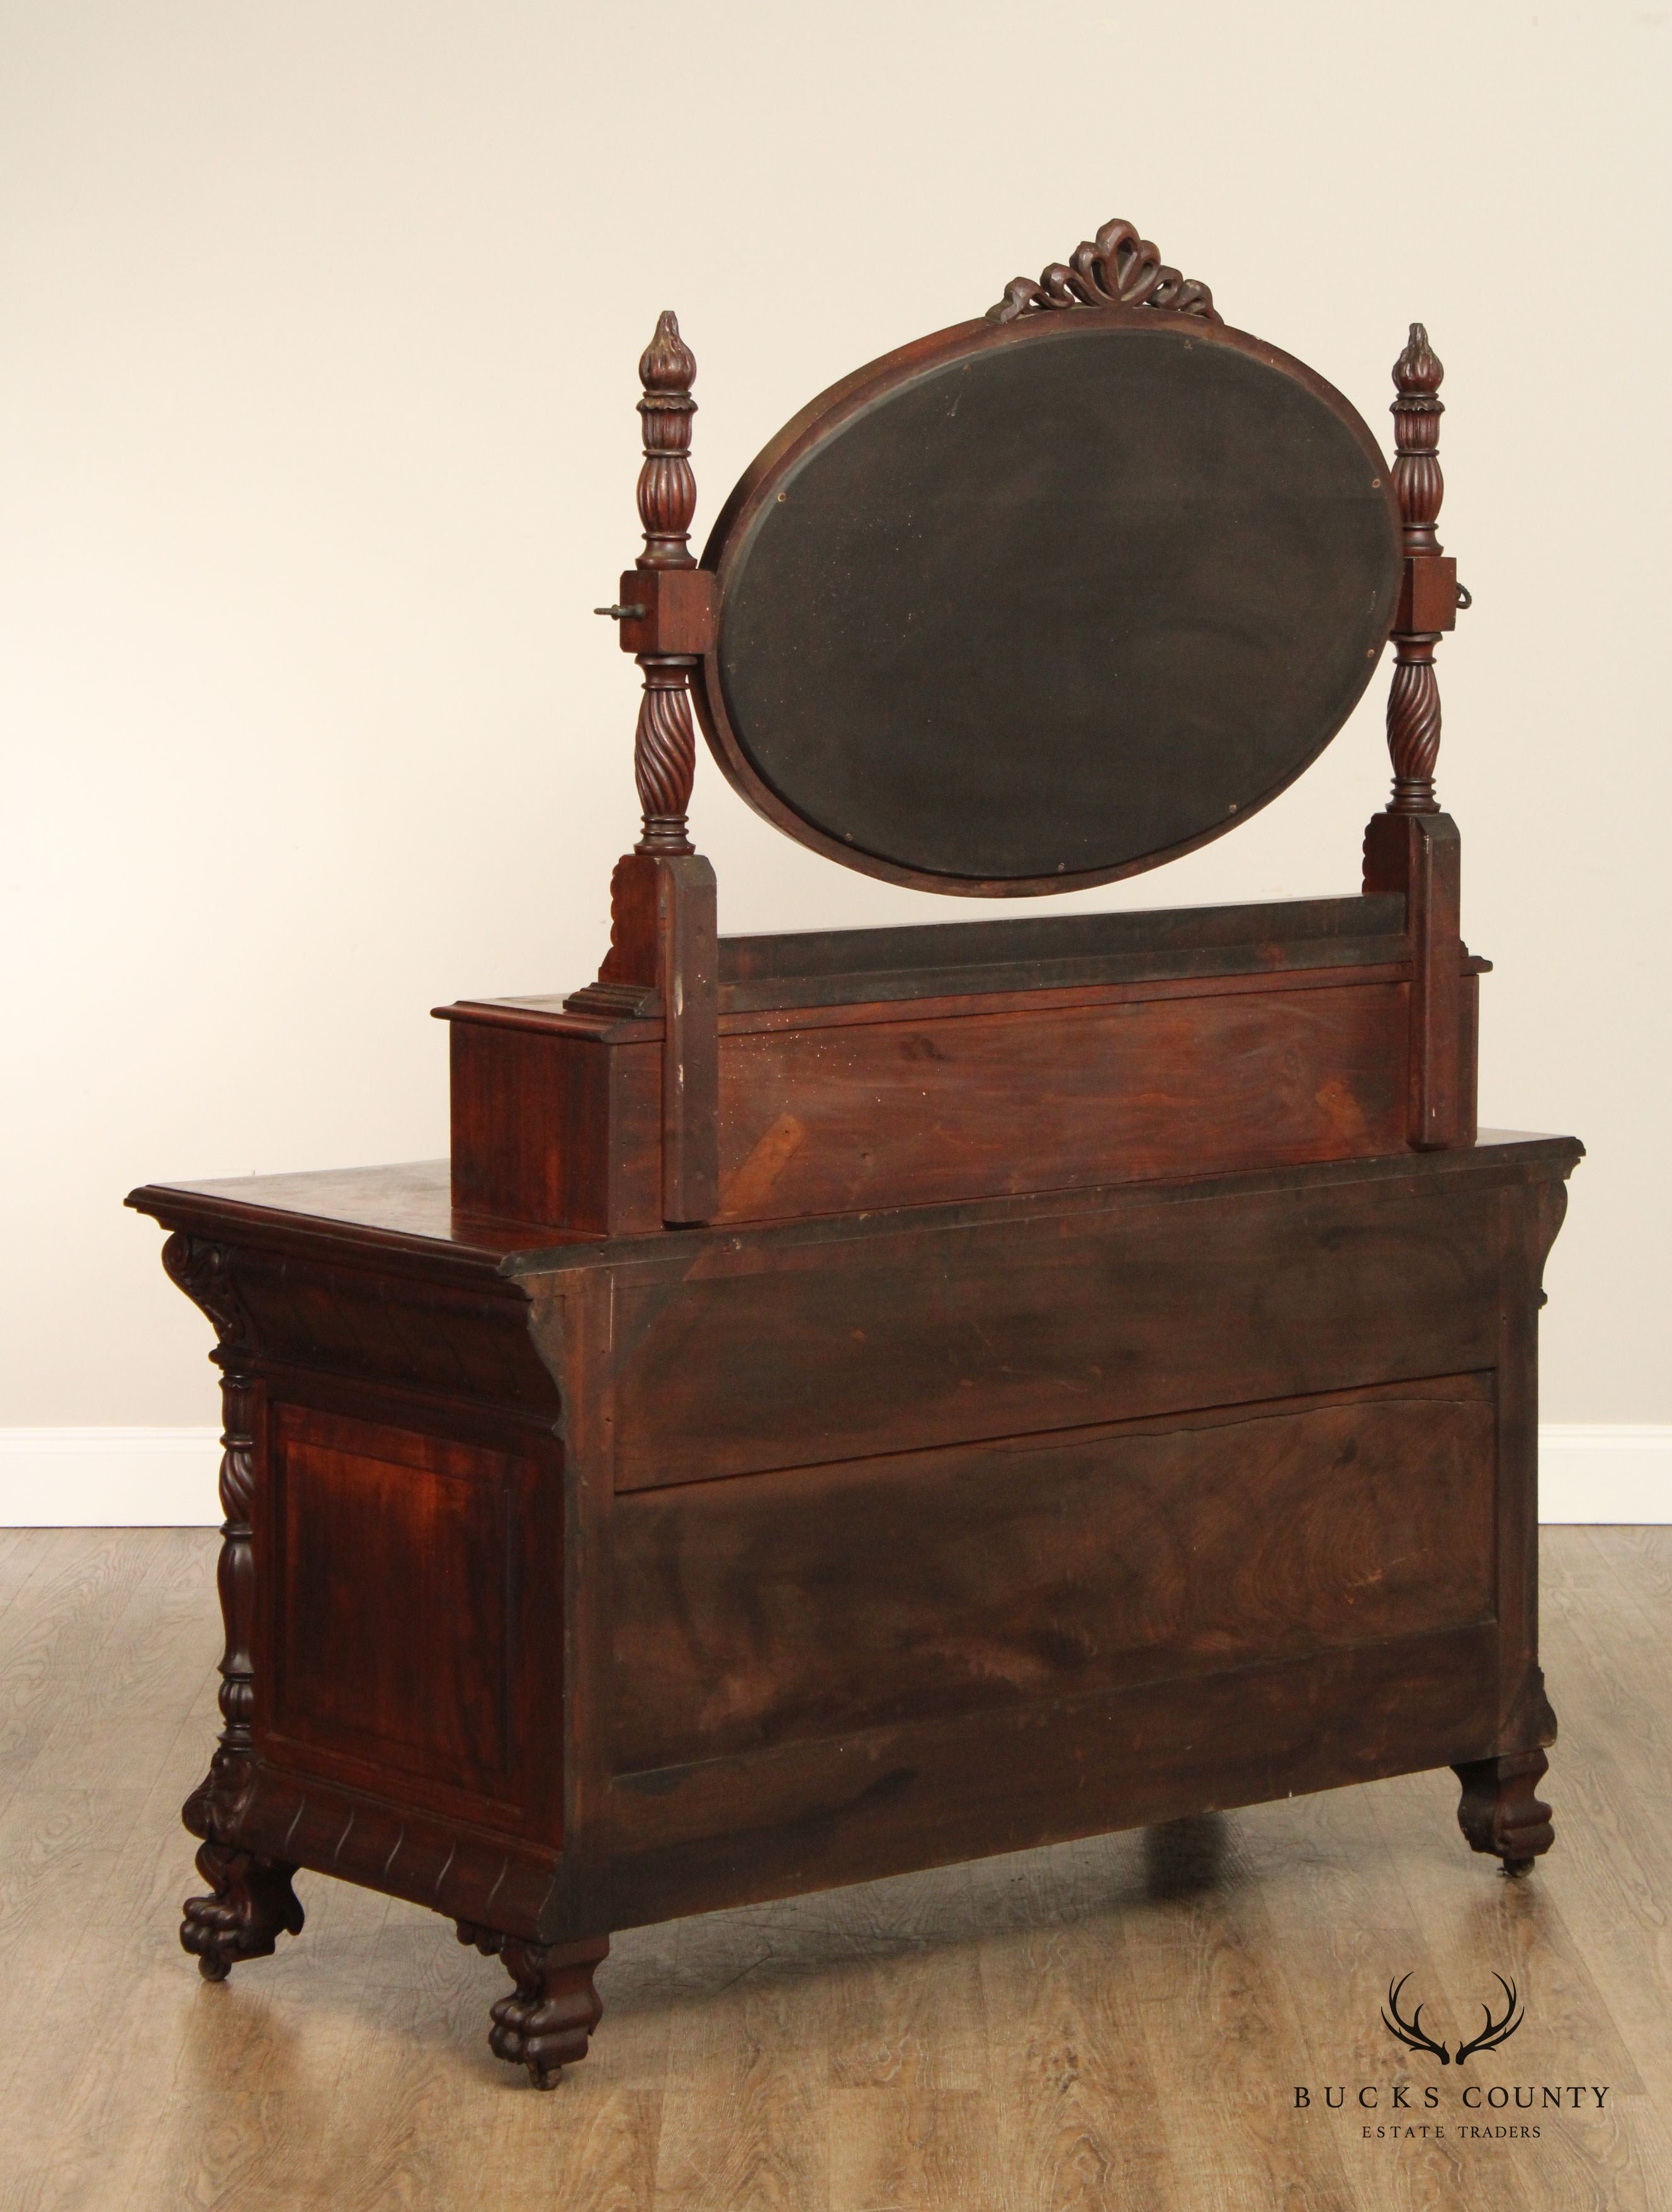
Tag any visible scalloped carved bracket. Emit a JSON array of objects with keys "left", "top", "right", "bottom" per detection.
[
  {"left": 988, "top": 218, "right": 1220, "bottom": 325},
  {"left": 1531, "top": 1179, "right": 1570, "bottom": 1312}
]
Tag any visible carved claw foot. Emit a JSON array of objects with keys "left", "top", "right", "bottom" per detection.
[
  {"left": 462, "top": 1929, "right": 609, "bottom": 2089},
  {"left": 181, "top": 1841, "right": 305, "bottom": 1980},
  {"left": 1453, "top": 1748, "right": 1555, "bottom": 1876}
]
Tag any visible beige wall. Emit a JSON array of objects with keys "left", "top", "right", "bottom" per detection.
[{"left": 2, "top": 0, "right": 1666, "bottom": 1430}]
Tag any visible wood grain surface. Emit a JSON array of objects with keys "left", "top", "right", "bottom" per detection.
[
  {"left": 710, "top": 979, "right": 1411, "bottom": 1221},
  {"left": 612, "top": 1378, "right": 1497, "bottom": 1771},
  {"left": 0, "top": 1526, "right": 1666, "bottom": 2210}
]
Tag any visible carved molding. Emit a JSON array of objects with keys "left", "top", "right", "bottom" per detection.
[{"left": 988, "top": 218, "right": 1219, "bottom": 326}]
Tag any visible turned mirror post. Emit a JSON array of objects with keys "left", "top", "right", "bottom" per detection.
[
  {"left": 572, "top": 309, "right": 719, "bottom": 1225},
  {"left": 1364, "top": 322, "right": 1472, "bottom": 1151}
]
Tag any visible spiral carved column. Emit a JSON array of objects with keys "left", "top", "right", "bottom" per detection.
[
  {"left": 633, "top": 312, "right": 699, "bottom": 856},
  {"left": 1386, "top": 323, "right": 1447, "bottom": 813}
]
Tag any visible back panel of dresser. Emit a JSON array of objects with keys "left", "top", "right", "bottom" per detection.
[{"left": 601, "top": 1167, "right": 1515, "bottom": 1925}]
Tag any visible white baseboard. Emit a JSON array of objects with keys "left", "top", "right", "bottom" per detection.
[
  {"left": 1537, "top": 1426, "right": 1672, "bottom": 1524},
  {"left": 0, "top": 1424, "right": 1667, "bottom": 1529},
  {"left": 0, "top": 1429, "right": 222, "bottom": 1528}
]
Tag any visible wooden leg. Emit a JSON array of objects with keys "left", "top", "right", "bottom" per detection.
[
  {"left": 456, "top": 1926, "right": 609, "bottom": 2089},
  {"left": 1452, "top": 1748, "right": 1554, "bottom": 1876},
  {"left": 181, "top": 1840, "right": 305, "bottom": 1980}
]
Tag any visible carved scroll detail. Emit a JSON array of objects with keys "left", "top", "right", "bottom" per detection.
[
  {"left": 161, "top": 1234, "right": 298, "bottom": 1971},
  {"left": 989, "top": 218, "right": 1219, "bottom": 325},
  {"left": 162, "top": 1235, "right": 257, "bottom": 1830},
  {"left": 161, "top": 1230, "right": 246, "bottom": 1348}
]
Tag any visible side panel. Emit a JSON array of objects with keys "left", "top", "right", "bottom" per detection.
[
  {"left": 263, "top": 1406, "right": 546, "bottom": 1827},
  {"left": 226, "top": 1245, "right": 569, "bottom": 1935}
]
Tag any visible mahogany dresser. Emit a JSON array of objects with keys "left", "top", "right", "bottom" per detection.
[{"left": 130, "top": 215, "right": 1581, "bottom": 2089}]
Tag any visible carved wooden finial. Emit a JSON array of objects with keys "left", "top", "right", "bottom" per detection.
[
  {"left": 1385, "top": 321, "right": 1450, "bottom": 812},
  {"left": 1394, "top": 321, "right": 1444, "bottom": 400},
  {"left": 636, "top": 310, "right": 698, "bottom": 575},
  {"left": 988, "top": 218, "right": 1220, "bottom": 325},
  {"left": 630, "top": 310, "right": 700, "bottom": 853},
  {"left": 639, "top": 307, "right": 696, "bottom": 394}
]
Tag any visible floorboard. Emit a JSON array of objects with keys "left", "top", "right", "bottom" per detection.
[{"left": 0, "top": 1528, "right": 1666, "bottom": 2211}]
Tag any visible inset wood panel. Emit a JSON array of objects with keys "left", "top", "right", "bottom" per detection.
[
  {"left": 611, "top": 1177, "right": 1501, "bottom": 1490},
  {"left": 264, "top": 1406, "right": 542, "bottom": 1819},
  {"left": 715, "top": 980, "right": 1408, "bottom": 1221},
  {"left": 613, "top": 1378, "right": 1495, "bottom": 1774}
]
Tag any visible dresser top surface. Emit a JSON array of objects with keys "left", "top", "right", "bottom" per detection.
[{"left": 128, "top": 1133, "right": 1583, "bottom": 1284}]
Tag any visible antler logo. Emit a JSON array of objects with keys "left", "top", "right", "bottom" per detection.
[
  {"left": 1455, "top": 1975, "right": 1525, "bottom": 2065},
  {"left": 1383, "top": 1974, "right": 1452, "bottom": 2064},
  {"left": 1382, "top": 1973, "right": 1525, "bottom": 2066}
]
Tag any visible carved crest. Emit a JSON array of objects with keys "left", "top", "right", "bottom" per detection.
[{"left": 988, "top": 218, "right": 1219, "bottom": 325}]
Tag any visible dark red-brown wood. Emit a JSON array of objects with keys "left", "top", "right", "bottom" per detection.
[
  {"left": 125, "top": 223, "right": 1576, "bottom": 2101},
  {"left": 1360, "top": 326, "right": 1472, "bottom": 1150},
  {"left": 574, "top": 311, "right": 719, "bottom": 1223},
  {"left": 1381, "top": 322, "right": 1462, "bottom": 815},
  {"left": 130, "top": 1130, "right": 1579, "bottom": 2079},
  {"left": 441, "top": 894, "right": 1484, "bottom": 1234}
]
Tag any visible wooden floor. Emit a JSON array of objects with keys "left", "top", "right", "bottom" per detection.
[{"left": 0, "top": 1529, "right": 1668, "bottom": 2211}]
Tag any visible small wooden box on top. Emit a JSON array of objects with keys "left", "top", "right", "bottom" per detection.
[{"left": 130, "top": 215, "right": 1579, "bottom": 2089}]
